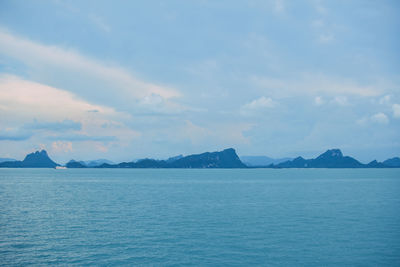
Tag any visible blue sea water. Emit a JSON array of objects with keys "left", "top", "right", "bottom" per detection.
[{"left": 0, "top": 168, "right": 399, "bottom": 266}]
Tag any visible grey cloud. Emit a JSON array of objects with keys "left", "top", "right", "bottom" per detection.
[{"left": 0, "top": 129, "right": 33, "bottom": 141}]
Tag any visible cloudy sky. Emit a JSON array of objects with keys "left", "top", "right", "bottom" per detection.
[{"left": 0, "top": 0, "right": 399, "bottom": 163}]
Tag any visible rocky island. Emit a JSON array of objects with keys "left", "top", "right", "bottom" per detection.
[{"left": 0, "top": 148, "right": 399, "bottom": 168}]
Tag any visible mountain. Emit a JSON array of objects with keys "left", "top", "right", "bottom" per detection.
[
  {"left": 166, "top": 155, "right": 183, "bottom": 163},
  {"left": 22, "top": 150, "right": 59, "bottom": 168},
  {"left": 93, "top": 148, "right": 246, "bottom": 168},
  {"left": 66, "top": 160, "right": 87, "bottom": 168},
  {"left": 1, "top": 148, "right": 397, "bottom": 169},
  {"left": 0, "top": 158, "right": 16, "bottom": 163},
  {"left": 84, "top": 159, "right": 114, "bottom": 167},
  {"left": 136, "top": 159, "right": 169, "bottom": 168},
  {"left": 383, "top": 157, "right": 400, "bottom": 167},
  {"left": 366, "top": 160, "right": 386, "bottom": 168},
  {"left": 169, "top": 148, "right": 246, "bottom": 168},
  {"left": 0, "top": 160, "right": 22, "bottom": 168},
  {"left": 277, "top": 156, "right": 308, "bottom": 168},
  {"left": 275, "top": 149, "right": 364, "bottom": 168},
  {"left": 309, "top": 149, "right": 364, "bottom": 168},
  {"left": 240, "top": 156, "right": 292, "bottom": 167},
  {"left": 62, "top": 159, "right": 114, "bottom": 168},
  {"left": 0, "top": 150, "right": 58, "bottom": 168},
  {"left": 95, "top": 158, "right": 168, "bottom": 168}
]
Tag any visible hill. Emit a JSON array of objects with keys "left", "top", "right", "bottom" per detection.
[
  {"left": 0, "top": 158, "right": 16, "bottom": 163},
  {"left": 240, "top": 155, "right": 292, "bottom": 167},
  {"left": 93, "top": 148, "right": 246, "bottom": 168},
  {"left": 383, "top": 157, "right": 400, "bottom": 167},
  {"left": 0, "top": 150, "right": 58, "bottom": 168},
  {"left": 275, "top": 149, "right": 364, "bottom": 168}
]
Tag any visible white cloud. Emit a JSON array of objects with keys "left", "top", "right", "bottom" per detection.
[
  {"left": 0, "top": 29, "right": 180, "bottom": 104},
  {"left": 314, "top": 96, "right": 324, "bottom": 106},
  {"left": 357, "top": 112, "right": 393, "bottom": 126},
  {"left": 379, "top": 95, "right": 391, "bottom": 105},
  {"left": 331, "top": 96, "right": 348, "bottom": 106},
  {"left": 0, "top": 75, "right": 139, "bottom": 144},
  {"left": 246, "top": 96, "right": 276, "bottom": 109},
  {"left": 0, "top": 75, "right": 118, "bottom": 121},
  {"left": 251, "top": 74, "right": 381, "bottom": 97},
  {"left": 392, "top": 104, "right": 400, "bottom": 118},
  {"left": 134, "top": 93, "right": 185, "bottom": 115},
  {"left": 371, "top": 112, "right": 389, "bottom": 124},
  {"left": 240, "top": 96, "right": 276, "bottom": 115},
  {"left": 52, "top": 141, "right": 73, "bottom": 153}
]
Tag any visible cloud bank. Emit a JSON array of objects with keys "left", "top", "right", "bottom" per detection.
[{"left": 0, "top": 29, "right": 181, "bottom": 114}]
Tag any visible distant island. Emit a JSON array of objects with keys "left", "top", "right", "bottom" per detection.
[
  {"left": 0, "top": 148, "right": 399, "bottom": 168},
  {"left": 271, "top": 149, "right": 400, "bottom": 168},
  {"left": 0, "top": 150, "right": 58, "bottom": 168},
  {"left": 240, "top": 156, "right": 293, "bottom": 166}
]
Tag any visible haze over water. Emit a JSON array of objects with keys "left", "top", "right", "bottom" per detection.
[{"left": 1, "top": 168, "right": 399, "bottom": 266}]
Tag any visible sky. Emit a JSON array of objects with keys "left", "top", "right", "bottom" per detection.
[{"left": 0, "top": 0, "right": 399, "bottom": 163}]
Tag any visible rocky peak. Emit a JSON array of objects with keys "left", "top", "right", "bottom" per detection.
[{"left": 317, "top": 149, "right": 343, "bottom": 160}]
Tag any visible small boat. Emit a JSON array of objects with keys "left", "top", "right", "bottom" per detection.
[{"left": 55, "top": 166, "right": 67, "bottom": 169}]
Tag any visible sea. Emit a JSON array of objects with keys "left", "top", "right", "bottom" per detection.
[{"left": 0, "top": 168, "right": 399, "bottom": 266}]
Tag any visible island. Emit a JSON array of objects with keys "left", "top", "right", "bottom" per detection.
[{"left": 0, "top": 148, "right": 399, "bottom": 168}]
